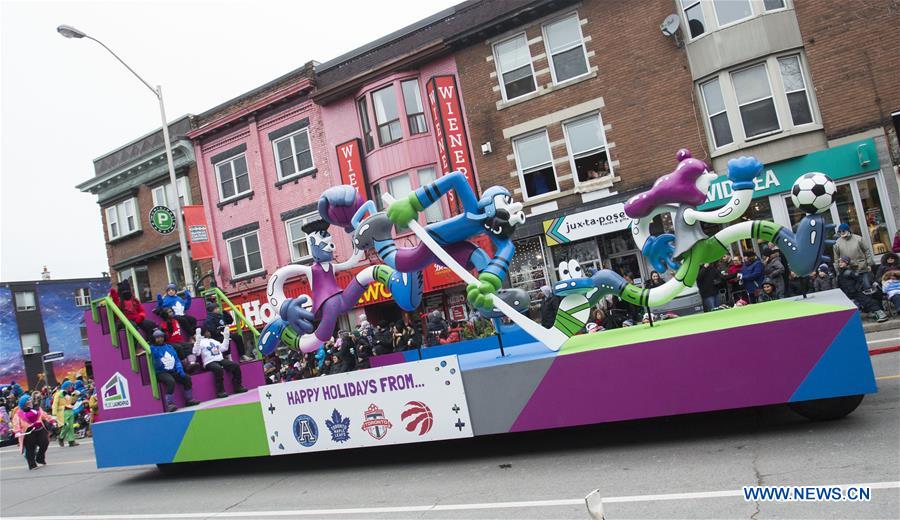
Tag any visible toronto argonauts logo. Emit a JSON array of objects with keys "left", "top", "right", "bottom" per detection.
[
  {"left": 401, "top": 401, "right": 433, "bottom": 436},
  {"left": 361, "top": 403, "right": 392, "bottom": 440},
  {"left": 292, "top": 414, "right": 318, "bottom": 447}
]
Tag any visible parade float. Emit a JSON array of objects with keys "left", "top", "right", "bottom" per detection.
[{"left": 87, "top": 150, "right": 876, "bottom": 471}]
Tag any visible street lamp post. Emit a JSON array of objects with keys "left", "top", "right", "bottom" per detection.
[{"left": 58, "top": 24, "right": 194, "bottom": 291}]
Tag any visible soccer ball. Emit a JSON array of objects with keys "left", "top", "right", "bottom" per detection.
[{"left": 790, "top": 172, "right": 835, "bottom": 214}]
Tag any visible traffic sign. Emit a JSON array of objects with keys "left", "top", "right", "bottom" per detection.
[
  {"left": 42, "top": 351, "right": 65, "bottom": 362},
  {"left": 149, "top": 205, "right": 177, "bottom": 234}
]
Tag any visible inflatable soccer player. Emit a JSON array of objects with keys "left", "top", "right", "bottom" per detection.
[
  {"left": 259, "top": 186, "right": 419, "bottom": 354},
  {"left": 352, "top": 171, "right": 526, "bottom": 310}
]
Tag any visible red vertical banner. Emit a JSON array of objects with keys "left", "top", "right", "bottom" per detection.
[
  {"left": 426, "top": 75, "right": 477, "bottom": 215},
  {"left": 183, "top": 205, "right": 214, "bottom": 260},
  {"left": 335, "top": 138, "right": 370, "bottom": 200}
]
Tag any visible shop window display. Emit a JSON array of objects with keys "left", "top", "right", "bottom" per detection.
[
  {"left": 858, "top": 178, "right": 891, "bottom": 255},
  {"left": 552, "top": 239, "right": 602, "bottom": 278},
  {"left": 509, "top": 237, "right": 549, "bottom": 308}
]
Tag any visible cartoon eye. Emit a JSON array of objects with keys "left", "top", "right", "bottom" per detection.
[
  {"left": 568, "top": 260, "right": 583, "bottom": 279},
  {"left": 493, "top": 226, "right": 503, "bottom": 234},
  {"left": 558, "top": 261, "right": 571, "bottom": 281}
]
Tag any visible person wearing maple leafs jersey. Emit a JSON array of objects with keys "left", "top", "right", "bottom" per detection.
[
  {"left": 150, "top": 330, "right": 199, "bottom": 412},
  {"left": 192, "top": 327, "right": 247, "bottom": 398}
]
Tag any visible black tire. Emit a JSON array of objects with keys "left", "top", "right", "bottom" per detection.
[{"left": 789, "top": 394, "right": 864, "bottom": 421}]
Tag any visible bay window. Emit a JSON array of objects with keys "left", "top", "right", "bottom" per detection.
[
  {"left": 401, "top": 80, "right": 427, "bottom": 135},
  {"left": 372, "top": 85, "right": 403, "bottom": 145}
]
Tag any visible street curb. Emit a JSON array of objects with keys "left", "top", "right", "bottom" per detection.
[
  {"left": 862, "top": 319, "right": 900, "bottom": 334},
  {"left": 870, "top": 346, "right": 900, "bottom": 356}
]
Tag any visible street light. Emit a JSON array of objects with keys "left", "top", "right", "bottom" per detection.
[{"left": 58, "top": 24, "right": 194, "bottom": 291}]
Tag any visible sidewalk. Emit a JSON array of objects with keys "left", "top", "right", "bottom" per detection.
[{"left": 863, "top": 317, "right": 900, "bottom": 334}]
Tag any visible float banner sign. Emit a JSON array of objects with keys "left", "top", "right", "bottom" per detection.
[
  {"left": 183, "top": 206, "right": 214, "bottom": 260},
  {"left": 259, "top": 355, "right": 472, "bottom": 455},
  {"left": 149, "top": 206, "right": 176, "bottom": 235},
  {"left": 335, "top": 138, "right": 370, "bottom": 200},
  {"left": 543, "top": 202, "right": 630, "bottom": 246},
  {"left": 698, "top": 138, "right": 880, "bottom": 210},
  {"left": 426, "top": 75, "right": 477, "bottom": 215}
]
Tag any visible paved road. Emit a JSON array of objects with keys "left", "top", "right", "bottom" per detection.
[{"left": 1, "top": 344, "right": 898, "bottom": 520}]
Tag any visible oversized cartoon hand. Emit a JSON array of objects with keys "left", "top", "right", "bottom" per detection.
[
  {"left": 387, "top": 193, "right": 421, "bottom": 228},
  {"left": 642, "top": 233, "right": 680, "bottom": 273},
  {"left": 727, "top": 156, "right": 763, "bottom": 191},
  {"left": 279, "top": 295, "right": 315, "bottom": 335},
  {"left": 319, "top": 185, "right": 361, "bottom": 230},
  {"left": 466, "top": 272, "right": 501, "bottom": 310}
]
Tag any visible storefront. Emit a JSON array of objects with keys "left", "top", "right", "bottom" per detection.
[{"left": 698, "top": 138, "right": 898, "bottom": 259}]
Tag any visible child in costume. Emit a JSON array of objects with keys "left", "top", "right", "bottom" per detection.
[{"left": 12, "top": 394, "right": 55, "bottom": 469}]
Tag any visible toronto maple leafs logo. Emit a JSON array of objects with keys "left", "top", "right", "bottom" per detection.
[
  {"left": 325, "top": 409, "right": 351, "bottom": 443},
  {"left": 172, "top": 300, "right": 185, "bottom": 315},
  {"left": 160, "top": 351, "right": 176, "bottom": 370}
]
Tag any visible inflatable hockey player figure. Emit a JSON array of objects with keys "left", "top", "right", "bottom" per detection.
[
  {"left": 258, "top": 186, "right": 417, "bottom": 354},
  {"left": 556, "top": 149, "right": 835, "bottom": 321},
  {"left": 353, "top": 171, "right": 526, "bottom": 311}
]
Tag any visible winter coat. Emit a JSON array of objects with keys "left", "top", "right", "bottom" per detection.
[
  {"left": 156, "top": 291, "right": 192, "bottom": 316},
  {"left": 893, "top": 234, "right": 900, "bottom": 253},
  {"left": 740, "top": 260, "right": 765, "bottom": 295},
  {"left": 764, "top": 257, "right": 786, "bottom": 296},
  {"left": 883, "top": 279, "right": 900, "bottom": 299},
  {"left": 833, "top": 234, "right": 874, "bottom": 271},
  {"left": 836, "top": 268, "right": 864, "bottom": 298},
  {"left": 540, "top": 295, "right": 561, "bottom": 328},
  {"left": 874, "top": 253, "right": 899, "bottom": 283},
  {"left": 193, "top": 334, "right": 231, "bottom": 367},
  {"left": 204, "top": 311, "right": 234, "bottom": 342},
  {"left": 51, "top": 390, "right": 73, "bottom": 424},
  {"left": 159, "top": 317, "right": 186, "bottom": 343},
  {"left": 813, "top": 275, "right": 834, "bottom": 292},
  {"left": 150, "top": 344, "right": 186, "bottom": 376},
  {"left": 110, "top": 288, "right": 148, "bottom": 324},
  {"left": 697, "top": 265, "right": 722, "bottom": 298}
]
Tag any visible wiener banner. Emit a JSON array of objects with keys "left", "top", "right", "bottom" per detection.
[
  {"left": 182, "top": 206, "right": 214, "bottom": 260},
  {"left": 259, "top": 356, "right": 472, "bottom": 455},
  {"left": 335, "top": 138, "right": 370, "bottom": 200},
  {"left": 426, "top": 75, "right": 477, "bottom": 215}
]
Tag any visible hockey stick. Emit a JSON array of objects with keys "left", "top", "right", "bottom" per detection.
[{"left": 382, "top": 194, "right": 566, "bottom": 352}]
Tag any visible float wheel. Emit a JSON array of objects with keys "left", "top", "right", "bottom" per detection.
[{"left": 788, "top": 394, "right": 864, "bottom": 421}]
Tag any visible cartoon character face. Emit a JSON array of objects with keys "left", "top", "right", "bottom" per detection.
[
  {"left": 309, "top": 230, "right": 335, "bottom": 263},
  {"left": 482, "top": 193, "right": 526, "bottom": 238},
  {"left": 553, "top": 259, "right": 595, "bottom": 296}
]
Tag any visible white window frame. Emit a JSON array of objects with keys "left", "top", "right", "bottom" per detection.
[
  {"left": 151, "top": 177, "right": 191, "bottom": 208},
  {"left": 273, "top": 128, "right": 316, "bottom": 181},
  {"left": 730, "top": 62, "right": 782, "bottom": 141},
  {"left": 777, "top": 54, "right": 814, "bottom": 128},
  {"left": 227, "top": 231, "right": 264, "bottom": 278},
  {"left": 74, "top": 287, "right": 91, "bottom": 307},
  {"left": 401, "top": 79, "right": 428, "bottom": 136},
  {"left": 700, "top": 78, "right": 733, "bottom": 149},
  {"left": 20, "top": 332, "right": 42, "bottom": 354},
  {"left": 493, "top": 32, "right": 538, "bottom": 102},
  {"left": 14, "top": 291, "right": 36, "bottom": 311},
  {"left": 214, "top": 154, "right": 252, "bottom": 202},
  {"left": 285, "top": 212, "right": 318, "bottom": 263},
  {"left": 105, "top": 197, "right": 140, "bottom": 240},
  {"left": 165, "top": 253, "right": 185, "bottom": 288},
  {"left": 512, "top": 129, "right": 559, "bottom": 202},
  {"left": 542, "top": 12, "right": 590, "bottom": 86},
  {"left": 680, "top": 0, "right": 706, "bottom": 40},
  {"left": 562, "top": 113, "right": 613, "bottom": 187},
  {"left": 712, "top": 0, "right": 753, "bottom": 30},
  {"left": 680, "top": 0, "right": 791, "bottom": 42}
]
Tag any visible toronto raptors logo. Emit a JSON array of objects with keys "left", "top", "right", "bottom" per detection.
[
  {"left": 361, "top": 403, "right": 392, "bottom": 440},
  {"left": 401, "top": 401, "right": 433, "bottom": 436}
]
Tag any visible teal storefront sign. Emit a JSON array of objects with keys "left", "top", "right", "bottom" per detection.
[{"left": 698, "top": 138, "right": 880, "bottom": 210}]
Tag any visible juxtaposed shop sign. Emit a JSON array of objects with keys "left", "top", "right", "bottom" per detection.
[
  {"left": 699, "top": 138, "right": 880, "bottom": 210},
  {"left": 335, "top": 138, "right": 370, "bottom": 200},
  {"left": 543, "top": 202, "right": 630, "bottom": 246},
  {"left": 259, "top": 355, "right": 472, "bottom": 455},
  {"left": 183, "top": 206, "right": 214, "bottom": 260},
  {"left": 426, "top": 75, "right": 477, "bottom": 214}
]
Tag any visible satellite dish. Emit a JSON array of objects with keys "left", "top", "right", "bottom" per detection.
[{"left": 660, "top": 14, "right": 681, "bottom": 37}]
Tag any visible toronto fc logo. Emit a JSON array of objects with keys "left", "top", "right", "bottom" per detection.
[{"left": 361, "top": 403, "right": 392, "bottom": 440}]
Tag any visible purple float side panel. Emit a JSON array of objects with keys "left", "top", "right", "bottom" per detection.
[
  {"left": 163, "top": 361, "right": 266, "bottom": 408},
  {"left": 510, "top": 311, "right": 854, "bottom": 432}
]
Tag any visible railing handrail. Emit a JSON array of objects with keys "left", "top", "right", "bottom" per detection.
[
  {"left": 90, "top": 295, "right": 160, "bottom": 399},
  {"left": 202, "top": 287, "right": 261, "bottom": 359}
]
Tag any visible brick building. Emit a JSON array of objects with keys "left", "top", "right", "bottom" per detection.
[{"left": 78, "top": 115, "right": 211, "bottom": 300}]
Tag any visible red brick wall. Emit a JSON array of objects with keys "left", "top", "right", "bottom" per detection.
[
  {"left": 454, "top": 0, "right": 703, "bottom": 210},
  {"left": 794, "top": 1, "right": 900, "bottom": 141}
]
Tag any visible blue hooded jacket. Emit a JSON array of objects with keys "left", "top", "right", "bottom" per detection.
[
  {"left": 741, "top": 259, "right": 765, "bottom": 294},
  {"left": 157, "top": 290, "right": 192, "bottom": 315},
  {"left": 150, "top": 343, "right": 186, "bottom": 376}
]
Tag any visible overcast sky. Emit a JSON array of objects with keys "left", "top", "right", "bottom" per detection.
[{"left": 0, "top": 0, "right": 456, "bottom": 282}]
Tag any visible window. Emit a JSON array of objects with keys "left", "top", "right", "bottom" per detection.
[
  {"left": 215, "top": 154, "right": 251, "bottom": 201},
  {"left": 118, "top": 266, "right": 151, "bottom": 302},
  {"left": 20, "top": 333, "right": 41, "bottom": 354},
  {"left": 731, "top": 63, "right": 779, "bottom": 138},
  {"left": 80, "top": 325, "right": 89, "bottom": 346},
  {"left": 151, "top": 177, "right": 191, "bottom": 209},
  {"left": 14, "top": 291, "right": 36, "bottom": 311},
  {"left": 494, "top": 34, "right": 536, "bottom": 100},
  {"left": 713, "top": 0, "right": 752, "bottom": 26},
  {"left": 274, "top": 129, "right": 314, "bottom": 180},
  {"left": 778, "top": 55, "right": 813, "bottom": 126},
  {"left": 700, "top": 78, "right": 734, "bottom": 148},
  {"left": 513, "top": 131, "right": 558, "bottom": 199},
  {"left": 387, "top": 174, "right": 413, "bottom": 231},
  {"left": 165, "top": 253, "right": 187, "bottom": 288},
  {"left": 543, "top": 14, "right": 589, "bottom": 83},
  {"left": 401, "top": 80, "right": 427, "bottom": 135},
  {"left": 372, "top": 183, "right": 384, "bottom": 212},
  {"left": 105, "top": 198, "right": 140, "bottom": 240},
  {"left": 74, "top": 287, "right": 91, "bottom": 307},
  {"left": 228, "top": 232, "right": 263, "bottom": 277},
  {"left": 564, "top": 115, "right": 612, "bottom": 183},
  {"left": 372, "top": 85, "right": 403, "bottom": 145},
  {"left": 764, "top": 0, "right": 786, "bottom": 10},
  {"left": 358, "top": 97, "right": 375, "bottom": 152},
  {"left": 416, "top": 167, "right": 443, "bottom": 223},
  {"left": 681, "top": 0, "right": 706, "bottom": 38},
  {"left": 285, "top": 213, "right": 318, "bottom": 262}
]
